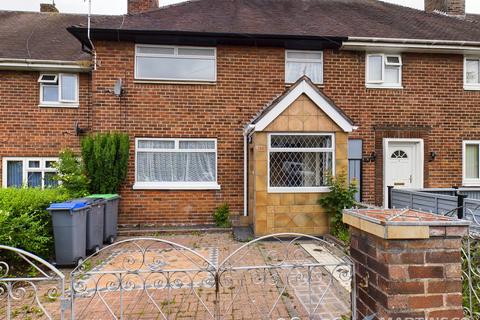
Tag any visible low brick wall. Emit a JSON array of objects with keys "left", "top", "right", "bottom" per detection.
[{"left": 343, "top": 209, "right": 469, "bottom": 320}]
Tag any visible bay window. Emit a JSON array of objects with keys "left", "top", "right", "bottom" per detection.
[
  {"left": 464, "top": 57, "right": 480, "bottom": 90},
  {"left": 285, "top": 50, "right": 323, "bottom": 84},
  {"left": 39, "top": 73, "right": 79, "bottom": 106},
  {"left": 268, "top": 133, "right": 334, "bottom": 192},
  {"left": 463, "top": 141, "right": 480, "bottom": 186},
  {"left": 366, "top": 54, "right": 402, "bottom": 88},
  {"left": 135, "top": 45, "right": 216, "bottom": 82},
  {"left": 2, "top": 158, "right": 58, "bottom": 188},
  {"left": 134, "top": 138, "right": 220, "bottom": 189}
]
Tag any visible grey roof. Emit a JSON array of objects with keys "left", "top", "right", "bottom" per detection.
[
  {"left": 0, "top": 11, "right": 96, "bottom": 61},
  {"left": 73, "top": 0, "right": 480, "bottom": 42}
]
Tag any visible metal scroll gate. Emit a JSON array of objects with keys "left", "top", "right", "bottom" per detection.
[
  {"left": 462, "top": 208, "right": 480, "bottom": 319},
  {"left": 0, "top": 233, "right": 355, "bottom": 319}
]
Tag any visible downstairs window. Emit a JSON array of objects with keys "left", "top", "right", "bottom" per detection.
[
  {"left": 2, "top": 158, "right": 58, "bottom": 188},
  {"left": 464, "top": 141, "right": 480, "bottom": 186},
  {"left": 134, "top": 138, "right": 220, "bottom": 189},
  {"left": 268, "top": 134, "right": 334, "bottom": 192}
]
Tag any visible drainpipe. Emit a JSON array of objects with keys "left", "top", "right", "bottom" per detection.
[{"left": 243, "top": 125, "right": 255, "bottom": 216}]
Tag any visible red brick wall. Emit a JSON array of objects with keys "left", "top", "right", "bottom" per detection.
[
  {"left": 322, "top": 50, "right": 480, "bottom": 206},
  {"left": 0, "top": 70, "right": 89, "bottom": 180},
  {"left": 90, "top": 42, "right": 285, "bottom": 225},
  {"left": 2, "top": 45, "right": 480, "bottom": 225},
  {"left": 127, "top": 0, "right": 158, "bottom": 14},
  {"left": 350, "top": 226, "right": 466, "bottom": 319}
]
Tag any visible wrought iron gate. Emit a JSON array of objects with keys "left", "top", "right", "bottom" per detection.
[
  {"left": 462, "top": 208, "right": 480, "bottom": 319},
  {"left": 0, "top": 233, "right": 354, "bottom": 319}
]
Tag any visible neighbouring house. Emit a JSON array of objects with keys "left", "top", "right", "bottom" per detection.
[{"left": 2, "top": 0, "right": 480, "bottom": 235}]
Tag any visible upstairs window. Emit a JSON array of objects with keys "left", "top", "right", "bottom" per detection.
[
  {"left": 366, "top": 54, "right": 402, "bottom": 88},
  {"left": 2, "top": 158, "right": 58, "bottom": 189},
  {"left": 285, "top": 50, "right": 323, "bottom": 84},
  {"left": 135, "top": 45, "right": 216, "bottom": 82},
  {"left": 39, "top": 73, "right": 79, "bottom": 106},
  {"left": 464, "top": 57, "right": 480, "bottom": 90}
]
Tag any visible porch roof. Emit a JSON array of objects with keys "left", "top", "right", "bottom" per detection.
[{"left": 249, "top": 76, "right": 356, "bottom": 133}]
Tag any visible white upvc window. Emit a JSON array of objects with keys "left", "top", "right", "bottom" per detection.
[
  {"left": 285, "top": 50, "right": 323, "bottom": 84},
  {"left": 463, "top": 141, "right": 480, "bottom": 186},
  {"left": 366, "top": 53, "right": 402, "bottom": 88},
  {"left": 464, "top": 57, "right": 480, "bottom": 90},
  {"left": 38, "top": 73, "right": 79, "bottom": 107},
  {"left": 268, "top": 133, "right": 334, "bottom": 193},
  {"left": 134, "top": 138, "right": 220, "bottom": 190},
  {"left": 2, "top": 157, "right": 58, "bottom": 189},
  {"left": 135, "top": 45, "right": 217, "bottom": 82}
]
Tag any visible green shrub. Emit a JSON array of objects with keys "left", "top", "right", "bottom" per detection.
[
  {"left": 318, "top": 172, "right": 357, "bottom": 243},
  {"left": 81, "top": 132, "right": 130, "bottom": 194},
  {"left": 53, "top": 148, "right": 90, "bottom": 198},
  {"left": 0, "top": 188, "right": 69, "bottom": 260},
  {"left": 213, "top": 203, "right": 231, "bottom": 228}
]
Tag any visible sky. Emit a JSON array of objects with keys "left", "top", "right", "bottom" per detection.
[{"left": 0, "top": 0, "right": 480, "bottom": 15}]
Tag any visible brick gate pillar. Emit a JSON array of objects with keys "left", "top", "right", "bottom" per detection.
[{"left": 342, "top": 209, "right": 469, "bottom": 320}]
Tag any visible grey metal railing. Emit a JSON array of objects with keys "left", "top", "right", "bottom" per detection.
[{"left": 389, "top": 187, "right": 480, "bottom": 233}]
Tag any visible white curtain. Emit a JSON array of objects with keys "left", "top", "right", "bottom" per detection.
[
  {"left": 367, "top": 55, "right": 383, "bottom": 82},
  {"left": 137, "top": 140, "right": 216, "bottom": 183},
  {"left": 138, "top": 152, "right": 216, "bottom": 182},
  {"left": 466, "top": 60, "right": 480, "bottom": 84},
  {"left": 466, "top": 144, "right": 479, "bottom": 179},
  {"left": 60, "top": 74, "right": 77, "bottom": 101},
  {"left": 286, "top": 62, "right": 323, "bottom": 83}
]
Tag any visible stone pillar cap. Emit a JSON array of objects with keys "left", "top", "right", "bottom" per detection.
[{"left": 343, "top": 208, "right": 470, "bottom": 239}]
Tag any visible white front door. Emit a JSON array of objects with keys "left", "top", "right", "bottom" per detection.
[{"left": 384, "top": 139, "right": 424, "bottom": 206}]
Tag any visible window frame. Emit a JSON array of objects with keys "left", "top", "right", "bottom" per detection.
[
  {"left": 2, "top": 157, "right": 58, "bottom": 189},
  {"left": 133, "top": 137, "right": 220, "bottom": 190},
  {"left": 463, "top": 140, "right": 480, "bottom": 186},
  {"left": 134, "top": 44, "right": 217, "bottom": 83},
  {"left": 285, "top": 50, "right": 324, "bottom": 85},
  {"left": 365, "top": 53, "right": 403, "bottom": 89},
  {"left": 267, "top": 133, "right": 335, "bottom": 193},
  {"left": 464, "top": 56, "right": 480, "bottom": 91},
  {"left": 38, "top": 73, "right": 79, "bottom": 107}
]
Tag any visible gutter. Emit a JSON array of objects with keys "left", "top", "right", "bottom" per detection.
[
  {"left": 67, "top": 27, "right": 346, "bottom": 51},
  {"left": 344, "top": 36, "right": 480, "bottom": 53},
  {"left": 0, "top": 59, "right": 92, "bottom": 72},
  {"left": 243, "top": 124, "right": 255, "bottom": 217}
]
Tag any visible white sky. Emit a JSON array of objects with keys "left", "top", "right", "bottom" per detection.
[{"left": 0, "top": 0, "right": 479, "bottom": 15}]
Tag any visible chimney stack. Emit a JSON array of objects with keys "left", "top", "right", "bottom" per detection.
[
  {"left": 128, "top": 0, "right": 159, "bottom": 14},
  {"left": 425, "top": 0, "right": 465, "bottom": 16},
  {"left": 40, "top": 2, "right": 59, "bottom": 13}
]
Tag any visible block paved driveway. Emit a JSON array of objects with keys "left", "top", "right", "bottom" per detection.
[{"left": 8, "top": 233, "right": 352, "bottom": 320}]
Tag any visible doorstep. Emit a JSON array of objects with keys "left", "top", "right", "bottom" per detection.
[{"left": 118, "top": 224, "right": 232, "bottom": 236}]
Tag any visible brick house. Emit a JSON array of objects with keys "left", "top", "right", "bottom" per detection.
[{"left": 2, "top": 0, "right": 480, "bottom": 235}]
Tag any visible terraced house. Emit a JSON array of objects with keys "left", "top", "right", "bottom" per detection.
[{"left": 1, "top": 0, "right": 480, "bottom": 235}]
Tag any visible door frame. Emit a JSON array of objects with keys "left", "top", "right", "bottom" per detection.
[{"left": 383, "top": 138, "right": 424, "bottom": 207}]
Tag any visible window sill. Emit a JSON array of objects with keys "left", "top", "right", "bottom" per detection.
[
  {"left": 365, "top": 84, "right": 403, "bottom": 90},
  {"left": 268, "top": 187, "right": 331, "bottom": 193},
  {"left": 462, "top": 180, "right": 480, "bottom": 187},
  {"left": 464, "top": 85, "right": 480, "bottom": 91},
  {"left": 134, "top": 79, "right": 217, "bottom": 85},
  {"left": 285, "top": 82, "right": 324, "bottom": 88},
  {"left": 133, "top": 182, "right": 221, "bottom": 190},
  {"left": 39, "top": 104, "right": 79, "bottom": 108}
]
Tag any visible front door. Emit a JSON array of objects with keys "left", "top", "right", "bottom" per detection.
[{"left": 384, "top": 140, "right": 423, "bottom": 206}]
